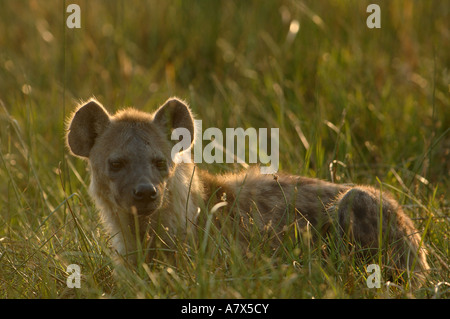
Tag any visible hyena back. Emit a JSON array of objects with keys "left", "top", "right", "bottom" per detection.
[{"left": 66, "top": 97, "right": 429, "bottom": 281}]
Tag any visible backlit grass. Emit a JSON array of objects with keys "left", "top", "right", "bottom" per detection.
[{"left": 0, "top": 0, "right": 448, "bottom": 298}]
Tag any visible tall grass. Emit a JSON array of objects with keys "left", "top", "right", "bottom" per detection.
[{"left": 0, "top": 0, "right": 448, "bottom": 298}]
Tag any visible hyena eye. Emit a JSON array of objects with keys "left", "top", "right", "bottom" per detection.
[
  {"left": 153, "top": 159, "right": 167, "bottom": 171},
  {"left": 109, "top": 160, "right": 125, "bottom": 172}
]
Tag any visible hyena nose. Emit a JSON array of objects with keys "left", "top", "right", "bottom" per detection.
[{"left": 133, "top": 184, "right": 158, "bottom": 202}]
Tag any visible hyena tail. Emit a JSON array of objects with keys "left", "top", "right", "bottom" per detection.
[{"left": 331, "top": 187, "right": 430, "bottom": 284}]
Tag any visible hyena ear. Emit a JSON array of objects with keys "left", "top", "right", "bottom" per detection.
[
  {"left": 66, "top": 99, "right": 111, "bottom": 158},
  {"left": 153, "top": 97, "right": 195, "bottom": 147}
]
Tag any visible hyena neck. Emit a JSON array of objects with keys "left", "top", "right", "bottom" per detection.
[
  {"left": 153, "top": 162, "right": 205, "bottom": 237},
  {"left": 196, "top": 169, "right": 233, "bottom": 203},
  {"left": 91, "top": 194, "right": 137, "bottom": 258}
]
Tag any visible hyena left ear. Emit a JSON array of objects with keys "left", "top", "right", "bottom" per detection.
[
  {"left": 66, "top": 99, "right": 111, "bottom": 158},
  {"left": 153, "top": 97, "right": 195, "bottom": 147}
]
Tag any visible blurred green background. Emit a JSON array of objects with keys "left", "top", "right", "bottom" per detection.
[
  {"left": 0, "top": 0, "right": 448, "bottom": 298},
  {"left": 1, "top": 1, "right": 448, "bottom": 178}
]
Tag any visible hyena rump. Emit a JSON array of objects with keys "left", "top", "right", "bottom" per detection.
[{"left": 66, "top": 97, "right": 429, "bottom": 281}]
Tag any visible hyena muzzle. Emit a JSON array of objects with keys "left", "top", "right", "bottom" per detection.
[{"left": 66, "top": 97, "right": 429, "bottom": 283}]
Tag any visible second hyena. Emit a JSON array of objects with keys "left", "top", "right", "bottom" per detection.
[{"left": 66, "top": 97, "right": 429, "bottom": 282}]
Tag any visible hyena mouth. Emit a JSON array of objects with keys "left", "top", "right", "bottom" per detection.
[{"left": 129, "top": 204, "right": 160, "bottom": 216}]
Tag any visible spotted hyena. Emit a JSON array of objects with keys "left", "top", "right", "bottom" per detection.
[{"left": 66, "top": 97, "right": 429, "bottom": 282}]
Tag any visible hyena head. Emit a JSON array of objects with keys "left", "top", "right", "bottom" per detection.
[{"left": 66, "top": 97, "right": 195, "bottom": 216}]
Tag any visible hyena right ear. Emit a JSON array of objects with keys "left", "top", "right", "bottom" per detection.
[
  {"left": 66, "top": 99, "right": 111, "bottom": 158},
  {"left": 153, "top": 98, "right": 195, "bottom": 148}
]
